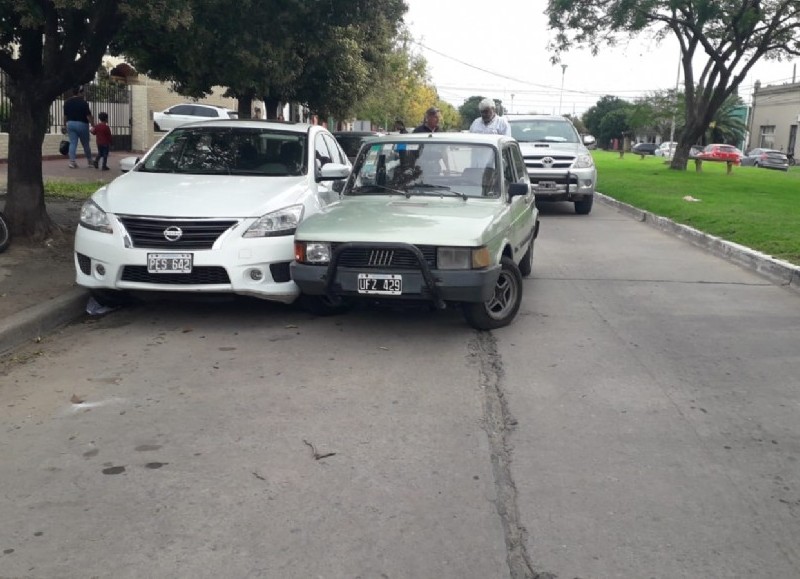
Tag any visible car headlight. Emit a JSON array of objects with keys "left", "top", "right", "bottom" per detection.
[
  {"left": 295, "top": 242, "right": 331, "bottom": 264},
  {"left": 79, "top": 199, "right": 112, "bottom": 233},
  {"left": 243, "top": 204, "right": 304, "bottom": 238},
  {"left": 438, "top": 246, "right": 490, "bottom": 270},
  {"left": 573, "top": 154, "right": 594, "bottom": 169}
]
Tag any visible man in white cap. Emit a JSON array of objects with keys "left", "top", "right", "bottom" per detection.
[{"left": 469, "top": 98, "right": 512, "bottom": 136}]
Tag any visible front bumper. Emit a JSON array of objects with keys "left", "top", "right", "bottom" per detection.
[
  {"left": 528, "top": 168, "right": 596, "bottom": 202},
  {"left": 74, "top": 223, "right": 300, "bottom": 303},
  {"left": 291, "top": 242, "right": 501, "bottom": 306}
]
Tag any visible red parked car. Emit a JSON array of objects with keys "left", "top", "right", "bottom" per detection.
[{"left": 695, "top": 144, "right": 742, "bottom": 164}]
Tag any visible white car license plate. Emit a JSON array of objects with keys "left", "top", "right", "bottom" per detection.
[
  {"left": 537, "top": 181, "right": 557, "bottom": 191},
  {"left": 357, "top": 273, "right": 402, "bottom": 295},
  {"left": 147, "top": 253, "right": 193, "bottom": 274}
]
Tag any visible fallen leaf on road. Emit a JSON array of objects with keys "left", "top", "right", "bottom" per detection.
[{"left": 70, "top": 394, "right": 84, "bottom": 404}]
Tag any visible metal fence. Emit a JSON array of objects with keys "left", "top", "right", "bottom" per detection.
[{"left": 0, "top": 71, "right": 133, "bottom": 151}]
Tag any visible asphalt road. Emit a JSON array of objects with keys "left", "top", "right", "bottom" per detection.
[{"left": 1, "top": 201, "right": 799, "bottom": 578}]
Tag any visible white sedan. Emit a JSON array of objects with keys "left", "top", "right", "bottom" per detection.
[
  {"left": 75, "top": 120, "right": 350, "bottom": 306},
  {"left": 153, "top": 103, "right": 238, "bottom": 132}
]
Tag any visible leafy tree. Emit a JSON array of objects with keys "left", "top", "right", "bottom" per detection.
[
  {"left": 547, "top": 0, "right": 800, "bottom": 169},
  {"left": 117, "top": 0, "right": 406, "bottom": 121},
  {"left": 0, "top": 1, "right": 187, "bottom": 240},
  {"left": 705, "top": 93, "right": 747, "bottom": 145},
  {"left": 458, "top": 96, "right": 486, "bottom": 130},
  {"left": 598, "top": 108, "right": 632, "bottom": 150},
  {"left": 581, "top": 95, "right": 630, "bottom": 146}
]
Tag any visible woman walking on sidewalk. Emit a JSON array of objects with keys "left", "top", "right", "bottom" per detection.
[{"left": 62, "top": 86, "right": 94, "bottom": 169}]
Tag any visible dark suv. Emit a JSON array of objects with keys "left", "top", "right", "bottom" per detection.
[{"left": 632, "top": 142, "right": 658, "bottom": 155}]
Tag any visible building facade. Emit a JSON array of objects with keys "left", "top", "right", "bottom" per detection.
[{"left": 747, "top": 79, "right": 800, "bottom": 155}]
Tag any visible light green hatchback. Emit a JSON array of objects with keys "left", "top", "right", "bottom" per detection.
[{"left": 291, "top": 133, "right": 540, "bottom": 330}]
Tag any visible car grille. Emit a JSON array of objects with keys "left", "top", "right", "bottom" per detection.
[
  {"left": 332, "top": 244, "right": 437, "bottom": 269},
  {"left": 118, "top": 217, "right": 238, "bottom": 249},
  {"left": 522, "top": 154, "right": 575, "bottom": 170},
  {"left": 121, "top": 266, "right": 230, "bottom": 285}
]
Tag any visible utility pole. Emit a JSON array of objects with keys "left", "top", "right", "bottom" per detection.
[
  {"left": 510, "top": 93, "right": 515, "bottom": 114},
  {"left": 669, "top": 53, "right": 681, "bottom": 152},
  {"left": 558, "top": 64, "right": 567, "bottom": 115}
]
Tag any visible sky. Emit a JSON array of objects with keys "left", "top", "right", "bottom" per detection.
[{"left": 403, "top": 0, "right": 799, "bottom": 116}]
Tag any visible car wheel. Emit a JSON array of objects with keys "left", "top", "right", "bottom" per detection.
[
  {"left": 518, "top": 236, "right": 534, "bottom": 278},
  {"left": 0, "top": 212, "right": 11, "bottom": 254},
  {"left": 574, "top": 197, "right": 593, "bottom": 215},
  {"left": 462, "top": 256, "right": 522, "bottom": 330},
  {"left": 89, "top": 289, "right": 136, "bottom": 308},
  {"left": 298, "top": 294, "right": 353, "bottom": 316}
]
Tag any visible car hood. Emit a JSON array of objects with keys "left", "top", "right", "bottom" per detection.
[
  {"left": 517, "top": 141, "right": 586, "bottom": 155},
  {"left": 296, "top": 196, "right": 502, "bottom": 246},
  {"left": 91, "top": 172, "right": 310, "bottom": 217}
]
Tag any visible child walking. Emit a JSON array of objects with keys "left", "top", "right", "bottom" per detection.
[{"left": 91, "top": 112, "right": 112, "bottom": 170}]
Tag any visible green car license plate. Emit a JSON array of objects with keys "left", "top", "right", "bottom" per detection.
[
  {"left": 147, "top": 253, "right": 193, "bottom": 274},
  {"left": 357, "top": 273, "right": 402, "bottom": 295}
]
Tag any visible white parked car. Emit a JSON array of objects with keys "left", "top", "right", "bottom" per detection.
[
  {"left": 655, "top": 141, "right": 677, "bottom": 158},
  {"left": 75, "top": 120, "right": 351, "bottom": 306},
  {"left": 153, "top": 103, "right": 238, "bottom": 132}
]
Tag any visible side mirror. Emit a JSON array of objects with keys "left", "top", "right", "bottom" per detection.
[
  {"left": 583, "top": 135, "right": 596, "bottom": 148},
  {"left": 508, "top": 182, "right": 531, "bottom": 199},
  {"left": 317, "top": 162, "right": 350, "bottom": 182}
]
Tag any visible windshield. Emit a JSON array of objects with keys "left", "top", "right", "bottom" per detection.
[
  {"left": 346, "top": 141, "right": 500, "bottom": 199},
  {"left": 138, "top": 127, "right": 307, "bottom": 176},
  {"left": 509, "top": 120, "right": 580, "bottom": 143}
]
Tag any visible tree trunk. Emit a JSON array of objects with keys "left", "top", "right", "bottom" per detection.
[
  {"left": 4, "top": 92, "right": 55, "bottom": 240},
  {"left": 237, "top": 95, "right": 253, "bottom": 120},
  {"left": 263, "top": 97, "right": 281, "bottom": 120}
]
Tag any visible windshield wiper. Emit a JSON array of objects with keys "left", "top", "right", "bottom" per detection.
[
  {"left": 349, "top": 184, "right": 408, "bottom": 196},
  {"left": 409, "top": 183, "right": 468, "bottom": 201}
]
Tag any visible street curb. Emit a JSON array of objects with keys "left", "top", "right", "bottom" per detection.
[
  {"left": 597, "top": 192, "right": 800, "bottom": 295},
  {"left": 0, "top": 288, "right": 88, "bottom": 357}
]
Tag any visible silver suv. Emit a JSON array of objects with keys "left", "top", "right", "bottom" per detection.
[{"left": 507, "top": 115, "right": 597, "bottom": 214}]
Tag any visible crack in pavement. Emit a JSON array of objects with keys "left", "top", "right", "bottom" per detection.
[{"left": 470, "top": 332, "right": 555, "bottom": 579}]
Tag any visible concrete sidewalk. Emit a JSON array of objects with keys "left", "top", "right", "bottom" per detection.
[{"left": 0, "top": 152, "right": 135, "bottom": 356}]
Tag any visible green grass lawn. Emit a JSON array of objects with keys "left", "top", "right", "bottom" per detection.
[{"left": 594, "top": 150, "right": 800, "bottom": 266}]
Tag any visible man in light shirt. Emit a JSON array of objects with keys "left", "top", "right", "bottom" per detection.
[{"left": 469, "top": 98, "right": 512, "bottom": 136}]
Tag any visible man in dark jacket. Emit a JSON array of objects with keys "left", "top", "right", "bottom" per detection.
[{"left": 413, "top": 107, "right": 440, "bottom": 133}]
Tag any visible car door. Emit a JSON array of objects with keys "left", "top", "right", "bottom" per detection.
[
  {"left": 504, "top": 143, "right": 535, "bottom": 260},
  {"left": 313, "top": 133, "right": 341, "bottom": 206}
]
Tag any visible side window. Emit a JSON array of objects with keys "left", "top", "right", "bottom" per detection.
[
  {"left": 315, "top": 135, "right": 332, "bottom": 168},
  {"left": 171, "top": 105, "right": 193, "bottom": 115},
  {"left": 510, "top": 145, "right": 527, "bottom": 182},
  {"left": 502, "top": 147, "right": 515, "bottom": 192},
  {"left": 193, "top": 106, "right": 214, "bottom": 117},
  {"left": 322, "top": 134, "right": 346, "bottom": 165}
]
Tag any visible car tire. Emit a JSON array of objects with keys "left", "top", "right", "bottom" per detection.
[
  {"left": 89, "top": 289, "right": 136, "bottom": 308},
  {"left": 298, "top": 294, "right": 353, "bottom": 316},
  {"left": 462, "top": 256, "right": 522, "bottom": 330},
  {"left": 574, "top": 197, "right": 593, "bottom": 215},
  {"left": 0, "top": 212, "right": 11, "bottom": 254},
  {"left": 518, "top": 236, "right": 534, "bottom": 278}
]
